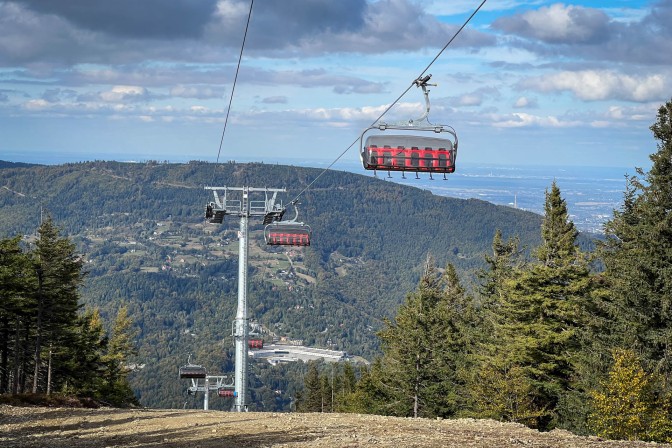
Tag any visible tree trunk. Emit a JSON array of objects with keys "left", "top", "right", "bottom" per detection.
[
  {"left": 46, "top": 346, "right": 52, "bottom": 395},
  {"left": 32, "top": 270, "right": 44, "bottom": 394},
  {"left": 21, "top": 321, "right": 31, "bottom": 393},
  {"left": 1, "top": 316, "right": 8, "bottom": 393},
  {"left": 414, "top": 353, "right": 420, "bottom": 418},
  {"left": 12, "top": 318, "right": 20, "bottom": 394}
]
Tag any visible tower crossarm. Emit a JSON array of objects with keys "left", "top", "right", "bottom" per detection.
[{"left": 205, "top": 186, "right": 286, "bottom": 218}]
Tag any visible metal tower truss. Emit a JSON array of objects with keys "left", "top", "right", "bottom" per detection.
[
  {"left": 204, "top": 186, "right": 286, "bottom": 412},
  {"left": 205, "top": 186, "right": 286, "bottom": 223},
  {"left": 187, "top": 375, "right": 235, "bottom": 410}
]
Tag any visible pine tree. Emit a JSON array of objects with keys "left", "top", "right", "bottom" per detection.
[
  {"left": 69, "top": 309, "right": 108, "bottom": 397},
  {"left": 538, "top": 182, "right": 580, "bottom": 267},
  {"left": 437, "top": 263, "right": 476, "bottom": 415},
  {"left": 345, "top": 360, "right": 389, "bottom": 415},
  {"left": 0, "top": 236, "right": 35, "bottom": 394},
  {"left": 478, "top": 229, "right": 523, "bottom": 303},
  {"left": 298, "top": 361, "right": 322, "bottom": 412},
  {"left": 467, "top": 230, "right": 541, "bottom": 424},
  {"left": 320, "top": 373, "right": 332, "bottom": 412},
  {"left": 366, "top": 256, "right": 473, "bottom": 418},
  {"left": 31, "top": 217, "right": 85, "bottom": 394},
  {"left": 342, "top": 362, "right": 357, "bottom": 395},
  {"left": 482, "top": 182, "right": 592, "bottom": 429},
  {"left": 599, "top": 99, "right": 672, "bottom": 378},
  {"left": 100, "top": 305, "right": 139, "bottom": 406},
  {"left": 333, "top": 362, "right": 358, "bottom": 412}
]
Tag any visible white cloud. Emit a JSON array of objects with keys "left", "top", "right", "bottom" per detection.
[
  {"left": 513, "top": 96, "right": 537, "bottom": 108},
  {"left": 605, "top": 104, "right": 659, "bottom": 122},
  {"left": 23, "top": 99, "right": 50, "bottom": 110},
  {"left": 100, "top": 85, "right": 149, "bottom": 102},
  {"left": 456, "top": 94, "right": 482, "bottom": 107},
  {"left": 493, "top": 3, "right": 610, "bottom": 44},
  {"left": 170, "top": 85, "right": 224, "bottom": 99},
  {"left": 606, "top": 106, "right": 624, "bottom": 119},
  {"left": 493, "top": 112, "right": 580, "bottom": 128},
  {"left": 213, "top": 0, "right": 248, "bottom": 21},
  {"left": 520, "top": 70, "right": 668, "bottom": 102}
]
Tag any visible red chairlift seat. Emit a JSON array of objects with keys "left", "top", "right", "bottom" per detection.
[
  {"left": 248, "top": 338, "right": 264, "bottom": 349},
  {"left": 363, "top": 135, "right": 455, "bottom": 174},
  {"left": 218, "top": 388, "right": 235, "bottom": 398},
  {"left": 359, "top": 74, "right": 458, "bottom": 178},
  {"left": 264, "top": 223, "right": 311, "bottom": 247}
]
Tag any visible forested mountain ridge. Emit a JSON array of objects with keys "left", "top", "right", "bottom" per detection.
[
  {"left": 0, "top": 160, "right": 543, "bottom": 409},
  {"left": 0, "top": 160, "right": 37, "bottom": 169}
]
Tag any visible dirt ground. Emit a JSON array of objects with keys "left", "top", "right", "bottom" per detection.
[{"left": 0, "top": 405, "right": 667, "bottom": 448}]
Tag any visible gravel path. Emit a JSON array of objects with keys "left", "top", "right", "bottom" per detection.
[{"left": 1, "top": 406, "right": 667, "bottom": 448}]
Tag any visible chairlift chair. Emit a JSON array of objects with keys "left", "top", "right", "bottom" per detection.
[
  {"left": 218, "top": 388, "right": 235, "bottom": 398},
  {"left": 179, "top": 364, "right": 207, "bottom": 379},
  {"left": 360, "top": 75, "right": 458, "bottom": 179},
  {"left": 264, "top": 202, "right": 312, "bottom": 247},
  {"left": 248, "top": 338, "right": 264, "bottom": 349},
  {"left": 179, "top": 355, "right": 207, "bottom": 379}
]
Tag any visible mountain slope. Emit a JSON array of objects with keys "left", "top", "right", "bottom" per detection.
[
  {"left": 3, "top": 406, "right": 659, "bottom": 447},
  {"left": 0, "top": 160, "right": 543, "bottom": 408}
]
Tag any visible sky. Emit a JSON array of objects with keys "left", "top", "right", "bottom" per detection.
[{"left": 1, "top": 0, "right": 670, "bottom": 170}]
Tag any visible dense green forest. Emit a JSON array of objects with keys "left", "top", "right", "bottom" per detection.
[
  {"left": 0, "top": 157, "right": 544, "bottom": 409},
  {"left": 0, "top": 217, "right": 137, "bottom": 406},
  {"left": 296, "top": 99, "right": 672, "bottom": 443}
]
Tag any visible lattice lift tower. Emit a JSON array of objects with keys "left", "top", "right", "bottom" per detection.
[{"left": 204, "top": 186, "right": 286, "bottom": 412}]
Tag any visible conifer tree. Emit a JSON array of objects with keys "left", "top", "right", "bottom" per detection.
[
  {"left": 586, "top": 99, "right": 672, "bottom": 440},
  {"left": 32, "top": 216, "right": 85, "bottom": 393},
  {"left": 478, "top": 229, "right": 523, "bottom": 303},
  {"left": 298, "top": 361, "right": 322, "bottom": 412},
  {"left": 483, "top": 182, "right": 592, "bottom": 429},
  {"left": 69, "top": 309, "right": 108, "bottom": 397},
  {"left": 320, "top": 373, "right": 332, "bottom": 412},
  {"left": 100, "top": 305, "right": 139, "bottom": 406},
  {"left": 468, "top": 229, "right": 543, "bottom": 424},
  {"left": 600, "top": 99, "right": 672, "bottom": 377},
  {"left": 0, "top": 236, "right": 35, "bottom": 394},
  {"left": 1, "top": 220, "right": 136, "bottom": 402},
  {"left": 342, "top": 362, "right": 357, "bottom": 395},
  {"left": 334, "top": 362, "right": 358, "bottom": 412},
  {"left": 589, "top": 349, "right": 672, "bottom": 442},
  {"left": 363, "top": 256, "right": 472, "bottom": 418}
]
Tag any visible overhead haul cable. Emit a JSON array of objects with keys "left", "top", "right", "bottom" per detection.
[
  {"left": 211, "top": 0, "right": 255, "bottom": 182},
  {"left": 289, "top": 0, "right": 488, "bottom": 204}
]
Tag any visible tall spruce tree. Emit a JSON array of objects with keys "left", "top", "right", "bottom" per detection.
[
  {"left": 478, "top": 229, "right": 523, "bottom": 303},
  {"left": 468, "top": 230, "right": 537, "bottom": 423},
  {"left": 599, "top": 99, "right": 672, "bottom": 380},
  {"left": 31, "top": 216, "right": 85, "bottom": 393},
  {"left": 484, "top": 182, "right": 592, "bottom": 429},
  {"left": 362, "top": 256, "right": 472, "bottom": 418},
  {"left": 0, "top": 236, "right": 35, "bottom": 394},
  {"left": 68, "top": 308, "right": 108, "bottom": 397},
  {"left": 298, "top": 361, "right": 323, "bottom": 412}
]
